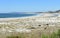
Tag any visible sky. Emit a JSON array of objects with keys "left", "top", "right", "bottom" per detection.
[{"left": 0, "top": 0, "right": 60, "bottom": 13}]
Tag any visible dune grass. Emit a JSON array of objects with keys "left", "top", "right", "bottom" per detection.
[
  {"left": 6, "top": 29, "right": 60, "bottom": 38},
  {"left": 41, "top": 29, "right": 60, "bottom": 38}
]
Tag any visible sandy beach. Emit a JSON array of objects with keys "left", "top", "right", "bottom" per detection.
[
  {"left": 0, "top": 13, "right": 60, "bottom": 28},
  {"left": 0, "top": 13, "right": 60, "bottom": 38}
]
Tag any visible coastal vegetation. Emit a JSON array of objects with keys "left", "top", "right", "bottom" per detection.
[{"left": 6, "top": 29, "right": 60, "bottom": 38}]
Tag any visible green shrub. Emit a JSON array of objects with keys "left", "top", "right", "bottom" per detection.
[
  {"left": 41, "top": 34, "right": 48, "bottom": 38},
  {"left": 41, "top": 29, "right": 60, "bottom": 38},
  {"left": 57, "top": 29, "right": 60, "bottom": 38}
]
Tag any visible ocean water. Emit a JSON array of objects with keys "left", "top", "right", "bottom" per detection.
[{"left": 0, "top": 13, "right": 36, "bottom": 18}]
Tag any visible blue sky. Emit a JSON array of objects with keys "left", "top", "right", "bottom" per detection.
[{"left": 0, "top": 0, "right": 60, "bottom": 13}]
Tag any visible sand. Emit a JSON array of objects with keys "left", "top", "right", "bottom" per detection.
[{"left": 0, "top": 13, "right": 60, "bottom": 33}]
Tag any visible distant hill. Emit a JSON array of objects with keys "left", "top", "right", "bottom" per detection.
[
  {"left": 36, "top": 10, "right": 60, "bottom": 13},
  {"left": 47, "top": 10, "right": 60, "bottom": 13}
]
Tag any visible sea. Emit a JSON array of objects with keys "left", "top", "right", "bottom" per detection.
[{"left": 0, "top": 12, "right": 36, "bottom": 18}]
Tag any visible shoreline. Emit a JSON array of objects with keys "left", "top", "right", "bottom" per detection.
[{"left": 0, "top": 14, "right": 41, "bottom": 20}]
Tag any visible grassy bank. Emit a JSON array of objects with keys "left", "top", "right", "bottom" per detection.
[
  {"left": 6, "top": 29, "right": 60, "bottom": 38},
  {"left": 41, "top": 29, "right": 60, "bottom": 38}
]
